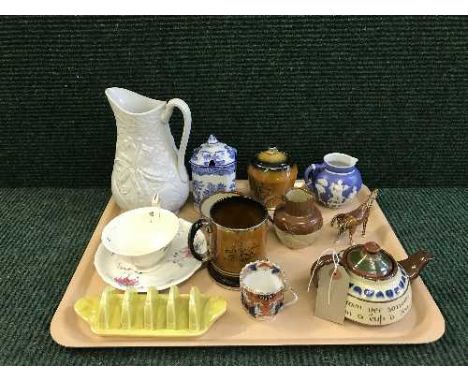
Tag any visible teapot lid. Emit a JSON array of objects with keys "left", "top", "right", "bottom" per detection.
[
  {"left": 190, "top": 135, "right": 237, "bottom": 167},
  {"left": 345, "top": 242, "right": 395, "bottom": 280},
  {"left": 251, "top": 146, "right": 295, "bottom": 171}
]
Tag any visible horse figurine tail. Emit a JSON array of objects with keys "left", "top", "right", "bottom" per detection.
[
  {"left": 330, "top": 214, "right": 340, "bottom": 227},
  {"left": 366, "top": 189, "right": 379, "bottom": 207}
]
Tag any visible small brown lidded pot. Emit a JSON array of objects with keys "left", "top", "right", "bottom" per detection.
[
  {"left": 247, "top": 147, "right": 298, "bottom": 210},
  {"left": 273, "top": 188, "right": 323, "bottom": 249}
]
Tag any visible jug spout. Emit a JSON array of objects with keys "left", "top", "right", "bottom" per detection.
[
  {"left": 323, "top": 152, "right": 358, "bottom": 169},
  {"left": 348, "top": 156, "right": 358, "bottom": 167},
  {"left": 105, "top": 87, "right": 166, "bottom": 116}
]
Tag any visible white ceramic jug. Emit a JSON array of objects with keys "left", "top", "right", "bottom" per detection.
[{"left": 105, "top": 87, "right": 191, "bottom": 212}]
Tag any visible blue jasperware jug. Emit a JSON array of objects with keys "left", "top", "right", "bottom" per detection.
[{"left": 304, "top": 152, "right": 362, "bottom": 209}]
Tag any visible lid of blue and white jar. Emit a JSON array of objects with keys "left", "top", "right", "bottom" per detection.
[{"left": 190, "top": 135, "right": 237, "bottom": 167}]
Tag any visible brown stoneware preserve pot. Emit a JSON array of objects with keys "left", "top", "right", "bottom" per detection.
[
  {"left": 272, "top": 187, "right": 323, "bottom": 249},
  {"left": 247, "top": 147, "right": 298, "bottom": 210},
  {"left": 310, "top": 241, "right": 433, "bottom": 326}
]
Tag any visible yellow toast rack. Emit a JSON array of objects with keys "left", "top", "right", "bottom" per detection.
[{"left": 74, "top": 286, "right": 227, "bottom": 337}]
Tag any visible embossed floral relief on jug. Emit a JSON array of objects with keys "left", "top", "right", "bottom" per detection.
[{"left": 105, "top": 88, "right": 192, "bottom": 212}]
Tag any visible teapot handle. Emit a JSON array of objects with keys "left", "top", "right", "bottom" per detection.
[
  {"left": 309, "top": 253, "right": 347, "bottom": 288},
  {"left": 161, "top": 98, "right": 192, "bottom": 183}
]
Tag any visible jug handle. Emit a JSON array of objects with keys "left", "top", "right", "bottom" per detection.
[
  {"left": 304, "top": 162, "right": 325, "bottom": 190},
  {"left": 161, "top": 98, "right": 192, "bottom": 183}
]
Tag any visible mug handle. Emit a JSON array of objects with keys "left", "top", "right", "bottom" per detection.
[
  {"left": 188, "top": 218, "right": 212, "bottom": 262},
  {"left": 304, "top": 162, "right": 325, "bottom": 190}
]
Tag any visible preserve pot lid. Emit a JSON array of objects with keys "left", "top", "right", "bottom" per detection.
[
  {"left": 190, "top": 135, "right": 237, "bottom": 167},
  {"left": 345, "top": 242, "right": 395, "bottom": 279},
  {"left": 250, "top": 146, "right": 295, "bottom": 171}
]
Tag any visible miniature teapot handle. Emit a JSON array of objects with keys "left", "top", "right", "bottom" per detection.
[
  {"left": 304, "top": 162, "right": 326, "bottom": 190},
  {"left": 309, "top": 253, "right": 345, "bottom": 288},
  {"left": 161, "top": 98, "right": 192, "bottom": 183}
]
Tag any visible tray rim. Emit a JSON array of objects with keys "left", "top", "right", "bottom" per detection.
[{"left": 50, "top": 182, "right": 445, "bottom": 348}]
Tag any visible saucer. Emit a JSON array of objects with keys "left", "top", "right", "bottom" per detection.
[{"left": 94, "top": 218, "right": 205, "bottom": 292}]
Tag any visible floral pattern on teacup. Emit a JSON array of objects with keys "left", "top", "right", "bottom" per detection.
[{"left": 94, "top": 219, "right": 205, "bottom": 292}]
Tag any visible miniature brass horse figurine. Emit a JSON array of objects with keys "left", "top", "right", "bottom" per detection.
[{"left": 330, "top": 189, "right": 379, "bottom": 244}]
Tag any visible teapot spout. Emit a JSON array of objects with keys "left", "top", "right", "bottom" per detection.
[{"left": 398, "top": 250, "right": 433, "bottom": 280}]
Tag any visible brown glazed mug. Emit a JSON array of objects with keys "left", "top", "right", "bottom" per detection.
[{"left": 188, "top": 195, "right": 269, "bottom": 288}]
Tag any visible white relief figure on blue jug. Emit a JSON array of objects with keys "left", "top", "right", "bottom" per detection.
[
  {"left": 304, "top": 152, "right": 362, "bottom": 209},
  {"left": 190, "top": 135, "right": 237, "bottom": 206}
]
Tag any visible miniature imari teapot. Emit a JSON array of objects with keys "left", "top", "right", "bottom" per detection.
[{"left": 310, "top": 242, "right": 433, "bottom": 326}]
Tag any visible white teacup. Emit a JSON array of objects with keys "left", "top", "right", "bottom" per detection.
[{"left": 101, "top": 206, "right": 179, "bottom": 271}]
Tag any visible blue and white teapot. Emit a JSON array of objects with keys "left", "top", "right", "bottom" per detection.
[{"left": 190, "top": 135, "right": 237, "bottom": 205}]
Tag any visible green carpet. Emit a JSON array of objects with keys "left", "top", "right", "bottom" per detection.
[
  {"left": 1, "top": 16, "right": 467, "bottom": 187},
  {"left": 0, "top": 187, "right": 466, "bottom": 365}
]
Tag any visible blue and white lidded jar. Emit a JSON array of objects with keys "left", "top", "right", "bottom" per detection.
[
  {"left": 190, "top": 135, "right": 237, "bottom": 205},
  {"left": 304, "top": 152, "right": 362, "bottom": 209}
]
